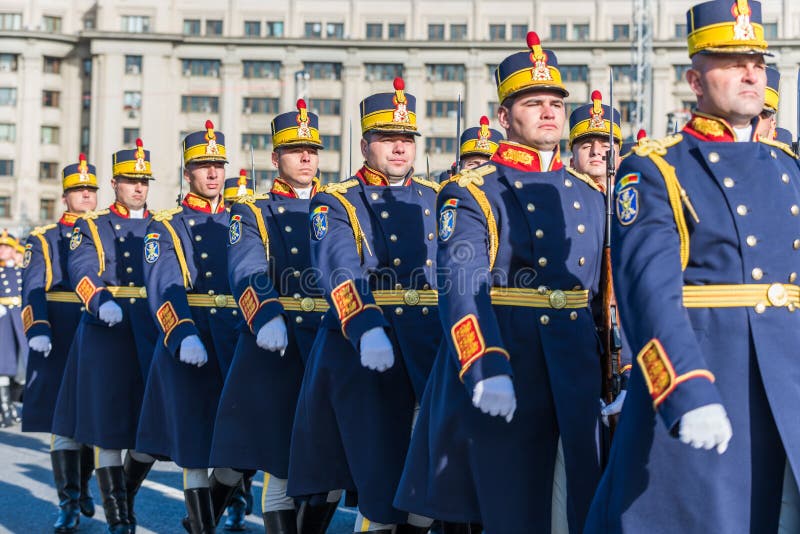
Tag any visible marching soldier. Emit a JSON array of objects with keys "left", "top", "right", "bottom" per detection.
[
  {"left": 458, "top": 116, "right": 503, "bottom": 170},
  {"left": 0, "top": 230, "right": 25, "bottom": 427},
  {"left": 586, "top": 1, "right": 800, "bottom": 532},
  {"left": 210, "top": 100, "right": 336, "bottom": 534},
  {"left": 22, "top": 155, "right": 98, "bottom": 532},
  {"left": 288, "top": 78, "right": 441, "bottom": 533},
  {"left": 396, "top": 32, "right": 618, "bottom": 534},
  {"left": 135, "top": 121, "right": 242, "bottom": 532},
  {"left": 56, "top": 140, "right": 159, "bottom": 533}
]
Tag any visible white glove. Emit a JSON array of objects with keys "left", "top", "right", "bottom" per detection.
[
  {"left": 600, "top": 390, "right": 627, "bottom": 427},
  {"left": 359, "top": 327, "right": 395, "bottom": 372},
  {"left": 472, "top": 375, "right": 517, "bottom": 423},
  {"left": 0, "top": 304, "right": 6, "bottom": 318},
  {"left": 679, "top": 403, "right": 732, "bottom": 455},
  {"left": 179, "top": 335, "right": 208, "bottom": 367},
  {"left": 29, "top": 335, "right": 52, "bottom": 358},
  {"left": 98, "top": 300, "right": 123, "bottom": 327},
  {"left": 256, "top": 315, "right": 288, "bottom": 356}
]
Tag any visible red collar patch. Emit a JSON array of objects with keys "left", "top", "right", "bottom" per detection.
[
  {"left": 682, "top": 112, "right": 737, "bottom": 142},
  {"left": 490, "top": 141, "right": 563, "bottom": 172},
  {"left": 60, "top": 212, "right": 80, "bottom": 227},
  {"left": 182, "top": 192, "right": 225, "bottom": 213}
]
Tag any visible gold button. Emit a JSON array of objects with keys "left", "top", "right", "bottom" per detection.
[
  {"left": 794, "top": 240, "right": 800, "bottom": 250},
  {"left": 423, "top": 283, "right": 430, "bottom": 290},
  {"left": 371, "top": 193, "right": 379, "bottom": 200},
  {"left": 403, "top": 289, "right": 420, "bottom": 305},
  {"left": 767, "top": 283, "right": 788, "bottom": 306},
  {"left": 755, "top": 302, "right": 766, "bottom": 314},
  {"left": 736, "top": 205, "right": 747, "bottom": 216},
  {"left": 548, "top": 290, "right": 567, "bottom": 309},
  {"left": 293, "top": 293, "right": 301, "bottom": 299},
  {"left": 291, "top": 247, "right": 298, "bottom": 254},
  {"left": 390, "top": 234, "right": 398, "bottom": 242},
  {"left": 527, "top": 203, "right": 535, "bottom": 212},
  {"left": 209, "top": 308, "right": 217, "bottom": 314},
  {"left": 421, "top": 307, "right": 429, "bottom": 315},
  {"left": 381, "top": 211, "right": 389, "bottom": 219},
  {"left": 195, "top": 235, "right": 202, "bottom": 241},
  {"left": 393, "top": 258, "right": 401, "bottom": 266},
  {"left": 119, "top": 237, "right": 125, "bottom": 242},
  {"left": 126, "top": 266, "right": 133, "bottom": 273},
  {"left": 570, "top": 311, "right": 578, "bottom": 320},
  {"left": 300, "top": 297, "right": 316, "bottom": 311},
  {"left": 538, "top": 286, "right": 548, "bottom": 294},
  {"left": 751, "top": 267, "right": 763, "bottom": 280},
  {"left": 538, "top": 257, "right": 547, "bottom": 267},
  {"left": 129, "top": 298, "right": 136, "bottom": 304},
  {"left": 80, "top": 306, "right": 86, "bottom": 312},
  {"left": 424, "top": 209, "right": 430, "bottom": 216},
  {"left": 790, "top": 304, "right": 797, "bottom": 312},
  {"left": 564, "top": 178, "right": 573, "bottom": 187},
  {"left": 285, "top": 226, "right": 292, "bottom": 232},
  {"left": 771, "top": 150, "right": 777, "bottom": 159},
  {"left": 278, "top": 206, "right": 285, "bottom": 213},
  {"left": 573, "top": 201, "right": 581, "bottom": 210},
  {"left": 425, "top": 259, "right": 433, "bottom": 266},
  {"left": 578, "top": 257, "right": 586, "bottom": 266},
  {"left": 577, "top": 224, "right": 585, "bottom": 234},
  {"left": 709, "top": 152, "right": 720, "bottom": 163},
  {"left": 792, "top": 205, "right": 800, "bottom": 216},
  {"left": 124, "top": 251, "right": 130, "bottom": 258},
  {"left": 395, "top": 283, "right": 403, "bottom": 290},
  {"left": 427, "top": 233, "right": 434, "bottom": 241},
  {"left": 514, "top": 180, "right": 522, "bottom": 189},
  {"left": 540, "top": 315, "right": 550, "bottom": 325},
  {"left": 746, "top": 235, "right": 757, "bottom": 247},
  {"left": 115, "top": 224, "right": 121, "bottom": 230},
  {"left": 293, "top": 270, "right": 301, "bottom": 277},
  {"left": 782, "top": 173, "right": 790, "bottom": 184},
  {"left": 535, "top": 229, "right": 544, "bottom": 238},
  {"left": 208, "top": 290, "right": 215, "bottom": 295},
  {"left": 189, "top": 219, "right": 196, "bottom": 226},
  {"left": 232, "top": 310, "right": 238, "bottom": 316},
  {"left": 723, "top": 177, "right": 734, "bottom": 188},
  {"left": 139, "top": 287, "right": 147, "bottom": 298},
  {"left": 205, "top": 271, "right": 213, "bottom": 278},
  {"left": 214, "top": 295, "right": 227, "bottom": 307},
  {"left": 66, "top": 232, "right": 72, "bottom": 238},
  {"left": 201, "top": 252, "right": 208, "bottom": 259},
  {"left": 128, "top": 282, "right": 135, "bottom": 287},
  {"left": 395, "top": 307, "right": 403, "bottom": 315},
  {"left": 791, "top": 273, "right": 798, "bottom": 283},
  {"left": 296, "top": 316, "right": 303, "bottom": 323}
]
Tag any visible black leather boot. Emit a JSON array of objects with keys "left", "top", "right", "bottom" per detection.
[
  {"left": 95, "top": 466, "right": 130, "bottom": 534},
  {"left": 209, "top": 471, "right": 239, "bottom": 527},
  {"left": 296, "top": 500, "right": 338, "bottom": 534},
  {"left": 78, "top": 445, "right": 95, "bottom": 517},
  {"left": 184, "top": 488, "right": 215, "bottom": 534},
  {"left": 51, "top": 450, "right": 81, "bottom": 533},
  {"left": 441, "top": 523, "right": 483, "bottom": 534},
  {"left": 222, "top": 482, "right": 246, "bottom": 531},
  {"left": 396, "top": 524, "right": 431, "bottom": 534},
  {"left": 123, "top": 451, "right": 154, "bottom": 533},
  {"left": 262, "top": 509, "right": 298, "bottom": 534}
]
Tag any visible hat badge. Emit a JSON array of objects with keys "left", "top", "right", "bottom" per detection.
[
  {"left": 732, "top": 0, "right": 755, "bottom": 41},
  {"left": 296, "top": 99, "right": 312, "bottom": 139},
  {"left": 237, "top": 169, "right": 248, "bottom": 196},
  {"left": 134, "top": 138, "right": 147, "bottom": 172},
  {"left": 477, "top": 116, "right": 492, "bottom": 150},
  {"left": 589, "top": 90, "right": 605, "bottom": 130},
  {"left": 78, "top": 152, "right": 89, "bottom": 183},
  {"left": 392, "top": 77, "right": 410, "bottom": 124},
  {"left": 527, "top": 32, "right": 552, "bottom": 82},
  {"left": 204, "top": 120, "right": 219, "bottom": 155}
]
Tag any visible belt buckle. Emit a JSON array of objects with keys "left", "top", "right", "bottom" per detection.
[
  {"left": 766, "top": 283, "right": 788, "bottom": 307},
  {"left": 300, "top": 297, "right": 316, "bottom": 312},
  {"left": 138, "top": 287, "right": 147, "bottom": 298},
  {"left": 403, "top": 289, "right": 420, "bottom": 306},
  {"left": 213, "top": 295, "right": 228, "bottom": 308},
  {"left": 548, "top": 290, "right": 567, "bottom": 309}
]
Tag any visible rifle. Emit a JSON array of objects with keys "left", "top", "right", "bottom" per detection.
[
  {"left": 348, "top": 118, "right": 353, "bottom": 179},
  {"left": 250, "top": 145, "right": 256, "bottom": 193},
  {"left": 177, "top": 144, "right": 184, "bottom": 206},
  {"left": 795, "top": 67, "right": 800, "bottom": 154},
  {"left": 455, "top": 93, "right": 462, "bottom": 173}
]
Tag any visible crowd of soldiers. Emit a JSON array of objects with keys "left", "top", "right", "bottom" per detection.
[{"left": 3, "top": 0, "right": 800, "bottom": 533}]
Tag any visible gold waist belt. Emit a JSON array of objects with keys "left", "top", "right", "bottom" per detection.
[
  {"left": 0, "top": 296, "right": 21, "bottom": 307},
  {"left": 490, "top": 287, "right": 590, "bottom": 309},
  {"left": 683, "top": 283, "right": 800, "bottom": 310},
  {"left": 46, "top": 286, "right": 147, "bottom": 304}
]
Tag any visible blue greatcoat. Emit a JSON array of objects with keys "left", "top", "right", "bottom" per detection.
[
  {"left": 585, "top": 115, "right": 800, "bottom": 533},
  {"left": 287, "top": 168, "right": 441, "bottom": 524},
  {"left": 0, "top": 264, "right": 25, "bottom": 377},
  {"left": 136, "top": 193, "right": 239, "bottom": 468},
  {"left": 395, "top": 142, "right": 613, "bottom": 534},
  {"left": 21, "top": 215, "right": 85, "bottom": 432},
  {"left": 53, "top": 205, "right": 157, "bottom": 449},
  {"left": 209, "top": 180, "right": 324, "bottom": 476}
]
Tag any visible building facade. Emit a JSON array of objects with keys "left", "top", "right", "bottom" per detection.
[{"left": 0, "top": 0, "right": 798, "bottom": 230}]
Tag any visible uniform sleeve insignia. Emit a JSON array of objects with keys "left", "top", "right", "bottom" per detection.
[
  {"left": 330, "top": 279, "right": 363, "bottom": 326},
  {"left": 636, "top": 339, "right": 676, "bottom": 406},
  {"left": 156, "top": 301, "right": 179, "bottom": 335},
  {"left": 311, "top": 205, "right": 329, "bottom": 241},
  {"left": 144, "top": 233, "right": 160, "bottom": 264},
  {"left": 229, "top": 214, "right": 242, "bottom": 245},
  {"left": 69, "top": 227, "right": 82, "bottom": 250},
  {"left": 615, "top": 172, "right": 640, "bottom": 192},
  {"left": 616, "top": 187, "right": 639, "bottom": 226},
  {"left": 22, "top": 243, "right": 32, "bottom": 268},
  {"left": 451, "top": 314, "right": 486, "bottom": 372},
  {"left": 75, "top": 276, "right": 97, "bottom": 307},
  {"left": 238, "top": 286, "right": 259, "bottom": 326},
  {"left": 439, "top": 199, "right": 459, "bottom": 242}
]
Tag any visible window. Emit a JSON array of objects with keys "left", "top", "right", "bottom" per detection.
[
  {"left": 319, "top": 171, "right": 340, "bottom": 183},
  {"left": 326, "top": 23, "right": 344, "bottom": 39},
  {"left": 613, "top": 24, "right": 630, "bottom": 40},
  {"left": 0, "top": 123, "right": 15, "bottom": 142},
  {"left": 42, "top": 15, "right": 62, "bottom": 32},
  {"left": 242, "top": 97, "right": 279, "bottom": 114},
  {"left": 428, "top": 24, "right": 445, "bottom": 41},
  {"left": 560, "top": 65, "right": 588, "bottom": 82},
  {"left": 310, "top": 98, "right": 341, "bottom": 116},
  {"left": 489, "top": 24, "right": 506, "bottom": 40},
  {"left": 487, "top": 64, "right": 498, "bottom": 80},
  {"left": 550, "top": 24, "right": 567, "bottom": 41},
  {"left": 41, "top": 126, "right": 60, "bottom": 144},
  {"left": 450, "top": 24, "right": 467, "bottom": 40},
  {"left": 81, "top": 127, "right": 89, "bottom": 154},
  {"left": 123, "top": 91, "right": 141, "bottom": 111},
  {"left": 243, "top": 60, "right": 281, "bottom": 79},
  {"left": 125, "top": 55, "right": 142, "bottom": 74},
  {"left": 366, "top": 23, "right": 383, "bottom": 39},
  {"left": 82, "top": 92, "right": 90, "bottom": 110},
  {"left": 511, "top": 24, "right": 528, "bottom": 40},
  {"left": 321, "top": 135, "right": 341, "bottom": 151},
  {"left": 83, "top": 58, "right": 92, "bottom": 76},
  {"left": 0, "top": 88, "right": 17, "bottom": 107},
  {"left": 182, "top": 59, "right": 221, "bottom": 77},
  {"left": 43, "top": 56, "right": 61, "bottom": 74},
  {"left": 426, "top": 64, "right": 465, "bottom": 82},
  {"left": 426, "top": 137, "right": 457, "bottom": 154},
  {"left": 244, "top": 20, "right": 261, "bottom": 37},
  {"left": 40, "top": 198, "right": 56, "bottom": 221},
  {"left": 0, "top": 196, "right": 11, "bottom": 217},
  {"left": 611, "top": 64, "right": 636, "bottom": 82},
  {"left": 266, "top": 21, "right": 284, "bottom": 37},
  {"left": 674, "top": 23, "right": 687, "bottom": 38},
  {"left": 674, "top": 64, "right": 691, "bottom": 82},
  {"left": 0, "top": 160, "right": 13, "bottom": 175},
  {"left": 573, "top": 23, "right": 590, "bottom": 40},
  {"left": 241, "top": 133, "right": 270, "bottom": 150},
  {"left": 0, "top": 13, "right": 21, "bottom": 30},
  {"left": 764, "top": 22, "right": 778, "bottom": 40},
  {"left": 121, "top": 15, "right": 150, "bottom": 33},
  {"left": 488, "top": 102, "right": 499, "bottom": 118},
  {"left": 365, "top": 63, "right": 403, "bottom": 81},
  {"left": 42, "top": 90, "right": 60, "bottom": 107},
  {"left": 619, "top": 100, "right": 636, "bottom": 122},
  {"left": 426, "top": 100, "right": 459, "bottom": 118},
  {"left": 0, "top": 54, "right": 17, "bottom": 72},
  {"left": 183, "top": 19, "right": 201, "bottom": 35},
  {"left": 181, "top": 95, "right": 219, "bottom": 113},
  {"left": 305, "top": 22, "right": 322, "bottom": 38},
  {"left": 388, "top": 23, "right": 405, "bottom": 39},
  {"left": 39, "top": 161, "right": 58, "bottom": 180},
  {"left": 206, "top": 19, "right": 223, "bottom": 36},
  {"left": 304, "top": 62, "right": 342, "bottom": 80},
  {"left": 681, "top": 100, "right": 697, "bottom": 113},
  {"left": 123, "top": 128, "right": 139, "bottom": 144},
  {"left": 254, "top": 169, "right": 276, "bottom": 183}
]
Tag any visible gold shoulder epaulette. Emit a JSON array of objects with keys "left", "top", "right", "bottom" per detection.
[
  {"left": 632, "top": 134, "right": 683, "bottom": 158},
  {"left": 151, "top": 206, "right": 184, "bottom": 223},
  {"left": 566, "top": 167, "right": 604, "bottom": 193},
  {"left": 450, "top": 165, "right": 496, "bottom": 188},
  {"left": 412, "top": 176, "right": 441, "bottom": 193},
  {"left": 31, "top": 223, "right": 57, "bottom": 236},
  {"left": 759, "top": 137, "right": 797, "bottom": 158},
  {"left": 81, "top": 209, "right": 110, "bottom": 221},
  {"left": 235, "top": 193, "right": 270, "bottom": 204},
  {"left": 319, "top": 179, "right": 359, "bottom": 195}
]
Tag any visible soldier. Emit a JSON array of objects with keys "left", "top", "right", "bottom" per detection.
[
  {"left": 135, "top": 121, "right": 242, "bottom": 533},
  {"left": 568, "top": 90, "right": 623, "bottom": 186},
  {"left": 0, "top": 230, "right": 25, "bottom": 427},
  {"left": 288, "top": 78, "right": 440, "bottom": 534},
  {"left": 55, "top": 140, "right": 159, "bottom": 533},
  {"left": 585, "top": 1, "right": 800, "bottom": 532},
  {"left": 22, "top": 155, "right": 98, "bottom": 532},
  {"left": 620, "top": 129, "right": 647, "bottom": 159},
  {"left": 458, "top": 116, "right": 503, "bottom": 170},
  {"left": 396, "top": 32, "right": 623, "bottom": 534},
  {"left": 222, "top": 169, "right": 255, "bottom": 206},
  {"left": 754, "top": 66, "right": 780, "bottom": 140}
]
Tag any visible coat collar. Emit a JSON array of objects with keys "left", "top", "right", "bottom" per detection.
[
  {"left": 109, "top": 201, "right": 149, "bottom": 219},
  {"left": 682, "top": 111, "right": 758, "bottom": 143},
  {"left": 182, "top": 192, "right": 225, "bottom": 213},
  {"left": 270, "top": 177, "right": 320, "bottom": 198},
  {"left": 355, "top": 164, "right": 413, "bottom": 186},
  {"left": 490, "top": 141, "right": 564, "bottom": 172},
  {"left": 59, "top": 212, "right": 80, "bottom": 227}
]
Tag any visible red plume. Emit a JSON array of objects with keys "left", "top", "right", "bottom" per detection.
[
  {"left": 205, "top": 120, "right": 214, "bottom": 130},
  {"left": 526, "top": 31, "right": 540, "bottom": 48},
  {"left": 135, "top": 138, "right": 143, "bottom": 147},
  {"left": 393, "top": 77, "right": 405, "bottom": 91},
  {"left": 637, "top": 129, "right": 647, "bottom": 140},
  {"left": 297, "top": 99, "right": 307, "bottom": 110},
  {"left": 79, "top": 153, "right": 86, "bottom": 162},
  {"left": 479, "top": 116, "right": 489, "bottom": 126},
  {"left": 239, "top": 168, "right": 247, "bottom": 176},
  {"left": 591, "top": 90, "right": 602, "bottom": 102}
]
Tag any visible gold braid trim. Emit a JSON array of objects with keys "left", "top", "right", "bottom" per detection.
[
  {"left": 327, "top": 190, "right": 371, "bottom": 261},
  {"left": 81, "top": 212, "right": 107, "bottom": 276},
  {"left": 759, "top": 136, "right": 798, "bottom": 158},
  {"left": 566, "top": 167, "right": 604, "bottom": 193},
  {"left": 241, "top": 199, "right": 270, "bottom": 260},
  {"left": 412, "top": 176, "right": 441, "bottom": 193},
  {"left": 32, "top": 232, "right": 53, "bottom": 291},
  {"left": 161, "top": 219, "right": 192, "bottom": 288},
  {"left": 465, "top": 184, "right": 499, "bottom": 271}
]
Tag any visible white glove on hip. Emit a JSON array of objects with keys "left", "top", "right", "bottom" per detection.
[
  {"left": 472, "top": 375, "right": 517, "bottom": 423},
  {"left": 256, "top": 315, "right": 288, "bottom": 356},
  {"left": 600, "top": 390, "right": 627, "bottom": 427},
  {"left": 98, "top": 300, "right": 123, "bottom": 327},
  {"left": 0, "top": 304, "right": 6, "bottom": 318},
  {"left": 679, "top": 403, "right": 732, "bottom": 454},
  {"left": 179, "top": 335, "right": 208, "bottom": 367},
  {"left": 29, "top": 335, "right": 52, "bottom": 358},
  {"left": 359, "top": 327, "right": 394, "bottom": 372}
]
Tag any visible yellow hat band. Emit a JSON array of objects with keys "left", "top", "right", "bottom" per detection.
[
  {"left": 764, "top": 86, "right": 779, "bottom": 112},
  {"left": 272, "top": 126, "right": 322, "bottom": 148},
  {"left": 497, "top": 66, "right": 565, "bottom": 103},
  {"left": 224, "top": 186, "right": 253, "bottom": 199},
  {"left": 184, "top": 142, "right": 227, "bottom": 164},
  {"left": 361, "top": 109, "right": 418, "bottom": 134},
  {"left": 569, "top": 119, "right": 623, "bottom": 147},
  {"left": 687, "top": 21, "right": 766, "bottom": 57},
  {"left": 63, "top": 172, "right": 99, "bottom": 190},
  {"left": 461, "top": 139, "right": 499, "bottom": 156},
  {"left": 113, "top": 160, "right": 152, "bottom": 177}
]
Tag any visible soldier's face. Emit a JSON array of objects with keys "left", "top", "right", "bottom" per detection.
[
  {"left": 272, "top": 146, "right": 319, "bottom": 189},
  {"left": 570, "top": 136, "right": 621, "bottom": 182},
  {"left": 461, "top": 154, "right": 490, "bottom": 170},
  {"left": 754, "top": 109, "right": 777, "bottom": 140},
  {"left": 63, "top": 187, "right": 98, "bottom": 214},
  {"left": 361, "top": 133, "right": 416, "bottom": 182},
  {"left": 687, "top": 53, "right": 766, "bottom": 128},
  {"left": 185, "top": 161, "right": 226, "bottom": 200},
  {"left": 112, "top": 177, "right": 149, "bottom": 211},
  {"left": 499, "top": 91, "right": 566, "bottom": 152},
  {"left": 0, "top": 245, "right": 13, "bottom": 262}
]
